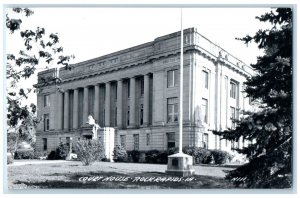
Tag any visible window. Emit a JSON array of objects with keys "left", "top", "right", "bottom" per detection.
[
  {"left": 103, "top": 109, "right": 105, "bottom": 125},
  {"left": 115, "top": 85, "right": 117, "bottom": 100},
  {"left": 201, "top": 99, "right": 208, "bottom": 124},
  {"left": 141, "top": 78, "right": 144, "bottom": 96},
  {"left": 202, "top": 71, "right": 209, "bottom": 89},
  {"left": 184, "top": 35, "right": 190, "bottom": 44},
  {"left": 127, "top": 106, "right": 130, "bottom": 126},
  {"left": 167, "top": 132, "right": 175, "bottom": 149},
  {"left": 230, "top": 81, "right": 237, "bottom": 99},
  {"left": 167, "top": 69, "right": 178, "bottom": 88},
  {"left": 127, "top": 81, "right": 130, "bottom": 98},
  {"left": 44, "top": 95, "right": 50, "bottom": 107},
  {"left": 114, "top": 107, "right": 117, "bottom": 127},
  {"left": 43, "top": 138, "right": 47, "bottom": 151},
  {"left": 59, "top": 137, "right": 62, "bottom": 143},
  {"left": 203, "top": 133, "right": 208, "bottom": 149},
  {"left": 230, "top": 106, "right": 236, "bottom": 128},
  {"left": 140, "top": 104, "right": 144, "bottom": 125},
  {"left": 167, "top": 98, "right": 178, "bottom": 123},
  {"left": 133, "top": 134, "right": 139, "bottom": 150},
  {"left": 44, "top": 114, "right": 50, "bottom": 131},
  {"left": 120, "top": 135, "right": 126, "bottom": 148},
  {"left": 146, "top": 134, "right": 150, "bottom": 146}
]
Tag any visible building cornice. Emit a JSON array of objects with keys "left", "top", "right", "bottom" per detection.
[{"left": 36, "top": 27, "right": 253, "bottom": 88}]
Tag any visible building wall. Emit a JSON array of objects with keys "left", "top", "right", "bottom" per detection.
[{"left": 35, "top": 28, "right": 253, "bottom": 154}]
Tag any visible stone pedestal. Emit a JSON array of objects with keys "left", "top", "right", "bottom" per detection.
[
  {"left": 165, "top": 152, "right": 195, "bottom": 177},
  {"left": 98, "top": 127, "right": 115, "bottom": 162}
]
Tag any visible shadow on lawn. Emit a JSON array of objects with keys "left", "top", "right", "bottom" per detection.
[{"left": 14, "top": 171, "right": 236, "bottom": 189}]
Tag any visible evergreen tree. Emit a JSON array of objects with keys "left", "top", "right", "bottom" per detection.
[{"left": 214, "top": 8, "right": 292, "bottom": 188}]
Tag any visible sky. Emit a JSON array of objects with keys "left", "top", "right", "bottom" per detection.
[{"left": 5, "top": 6, "right": 272, "bottom": 106}]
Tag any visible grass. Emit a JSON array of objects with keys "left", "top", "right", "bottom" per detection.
[{"left": 8, "top": 161, "right": 238, "bottom": 189}]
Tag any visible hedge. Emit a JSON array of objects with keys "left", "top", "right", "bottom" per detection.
[{"left": 14, "top": 149, "right": 34, "bottom": 159}]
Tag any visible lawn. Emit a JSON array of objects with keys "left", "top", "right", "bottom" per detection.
[{"left": 8, "top": 161, "right": 238, "bottom": 189}]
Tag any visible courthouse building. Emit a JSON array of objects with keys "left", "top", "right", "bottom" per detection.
[{"left": 35, "top": 27, "right": 254, "bottom": 153}]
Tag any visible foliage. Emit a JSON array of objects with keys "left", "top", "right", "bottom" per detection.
[
  {"left": 145, "top": 150, "right": 160, "bottom": 163},
  {"left": 74, "top": 140, "right": 104, "bottom": 166},
  {"left": 7, "top": 132, "right": 18, "bottom": 154},
  {"left": 7, "top": 153, "right": 14, "bottom": 164},
  {"left": 46, "top": 142, "right": 70, "bottom": 160},
  {"left": 33, "top": 150, "right": 47, "bottom": 159},
  {"left": 7, "top": 114, "right": 37, "bottom": 156},
  {"left": 127, "top": 150, "right": 141, "bottom": 163},
  {"left": 144, "top": 150, "right": 171, "bottom": 164},
  {"left": 214, "top": 8, "right": 292, "bottom": 188},
  {"left": 6, "top": 8, "right": 74, "bottom": 155},
  {"left": 183, "top": 147, "right": 212, "bottom": 164},
  {"left": 55, "top": 142, "right": 70, "bottom": 160},
  {"left": 113, "top": 145, "right": 127, "bottom": 162},
  {"left": 14, "top": 149, "right": 35, "bottom": 159},
  {"left": 210, "top": 150, "right": 233, "bottom": 165},
  {"left": 47, "top": 150, "right": 57, "bottom": 160}
]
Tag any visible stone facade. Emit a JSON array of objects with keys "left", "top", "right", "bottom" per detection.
[{"left": 35, "top": 28, "right": 254, "bottom": 153}]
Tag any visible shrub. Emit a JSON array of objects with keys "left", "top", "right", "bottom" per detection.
[
  {"left": 47, "top": 150, "right": 57, "bottom": 160},
  {"left": 127, "top": 150, "right": 140, "bottom": 163},
  {"left": 55, "top": 142, "right": 70, "bottom": 160},
  {"left": 167, "top": 147, "right": 178, "bottom": 155},
  {"left": 183, "top": 147, "right": 212, "bottom": 164},
  {"left": 145, "top": 149, "right": 177, "bottom": 164},
  {"left": 156, "top": 151, "right": 169, "bottom": 164},
  {"left": 113, "top": 145, "right": 127, "bottom": 162},
  {"left": 34, "top": 151, "right": 47, "bottom": 159},
  {"left": 74, "top": 139, "right": 104, "bottom": 166},
  {"left": 145, "top": 150, "right": 160, "bottom": 163},
  {"left": 14, "top": 149, "right": 34, "bottom": 159},
  {"left": 101, "top": 158, "right": 110, "bottom": 162},
  {"left": 210, "top": 149, "right": 233, "bottom": 164}
]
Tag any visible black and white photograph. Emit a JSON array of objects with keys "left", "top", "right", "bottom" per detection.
[{"left": 2, "top": 0, "right": 296, "bottom": 194}]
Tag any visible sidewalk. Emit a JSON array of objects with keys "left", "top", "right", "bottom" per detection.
[{"left": 8, "top": 160, "right": 71, "bottom": 166}]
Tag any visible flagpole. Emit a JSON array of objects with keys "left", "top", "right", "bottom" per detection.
[
  {"left": 165, "top": 8, "right": 194, "bottom": 176},
  {"left": 179, "top": 8, "right": 183, "bottom": 154}
]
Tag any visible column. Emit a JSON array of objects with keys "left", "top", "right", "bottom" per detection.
[
  {"left": 117, "top": 80, "right": 123, "bottom": 128},
  {"left": 143, "top": 74, "right": 150, "bottom": 126},
  {"left": 94, "top": 84, "right": 100, "bottom": 124},
  {"left": 63, "top": 90, "right": 69, "bottom": 130},
  {"left": 129, "top": 77, "right": 136, "bottom": 127},
  {"left": 83, "top": 86, "right": 89, "bottom": 124},
  {"left": 73, "top": 89, "right": 79, "bottom": 129},
  {"left": 57, "top": 91, "right": 63, "bottom": 130},
  {"left": 105, "top": 82, "right": 111, "bottom": 126}
]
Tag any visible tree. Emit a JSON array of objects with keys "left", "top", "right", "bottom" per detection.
[
  {"left": 214, "top": 8, "right": 292, "bottom": 188},
  {"left": 6, "top": 8, "right": 74, "bottom": 156}
]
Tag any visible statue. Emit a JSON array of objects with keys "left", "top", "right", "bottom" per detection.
[
  {"left": 87, "top": 115, "right": 95, "bottom": 125},
  {"left": 86, "top": 115, "right": 100, "bottom": 139}
]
